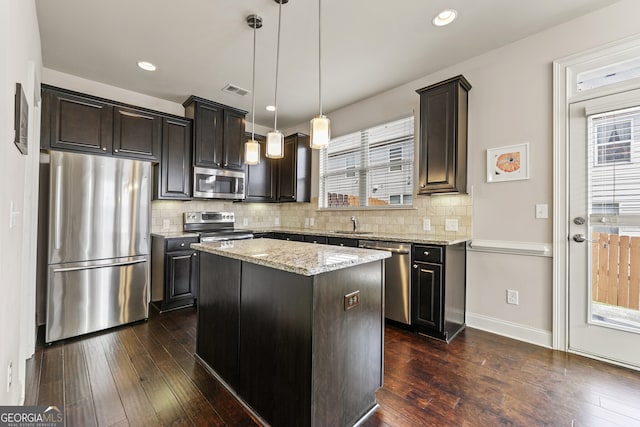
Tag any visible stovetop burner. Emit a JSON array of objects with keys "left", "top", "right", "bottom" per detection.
[{"left": 183, "top": 211, "right": 253, "bottom": 242}]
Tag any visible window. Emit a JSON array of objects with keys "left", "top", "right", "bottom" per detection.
[
  {"left": 320, "top": 116, "right": 414, "bottom": 208},
  {"left": 595, "top": 120, "right": 632, "bottom": 164}
]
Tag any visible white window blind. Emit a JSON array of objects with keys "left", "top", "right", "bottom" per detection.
[
  {"left": 319, "top": 116, "right": 414, "bottom": 208},
  {"left": 588, "top": 106, "right": 640, "bottom": 216}
]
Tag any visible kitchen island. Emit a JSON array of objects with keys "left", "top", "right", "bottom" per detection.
[{"left": 192, "top": 239, "right": 390, "bottom": 427}]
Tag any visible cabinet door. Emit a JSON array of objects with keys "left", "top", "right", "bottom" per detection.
[
  {"left": 193, "top": 102, "right": 224, "bottom": 168},
  {"left": 166, "top": 250, "right": 199, "bottom": 304},
  {"left": 245, "top": 134, "right": 277, "bottom": 202},
  {"left": 113, "top": 106, "right": 161, "bottom": 161},
  {"left": 412, "top": 261, "right": 443, "bottom": 332},
  {"left": 303, "top": 235, "right": 327, "bottom": 244},
  {"left": 278, "top": 135, "right": 297, "bottom": 201},
  {"left": 223, "top": 109, "right": 246, "bottom": 170},
  {"left": 157, "top": 117, "right": 192, "bottom": 200},
  {"left": 48, "top": 89, "right": 113, "bottom": 154},
  {"left": 417, "top": 76, "right": 470, "bottom": 194}
]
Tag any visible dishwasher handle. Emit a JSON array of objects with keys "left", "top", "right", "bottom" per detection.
[{"left": 359, "top": 244, "right": 410, "bottom": 254}]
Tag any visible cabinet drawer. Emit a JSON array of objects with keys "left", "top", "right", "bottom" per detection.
[
  {"left": 166, "top": 237, "right": 199, "bottom": 252},
  {"left": 413, "top": 245, "right": 443, "bottom": 263}
]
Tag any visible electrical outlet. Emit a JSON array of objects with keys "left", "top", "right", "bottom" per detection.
[
  {"left": 275, "top": 217, "right": 280, "bottom": 226},
  {"left": 344, "top": 290, "right": 361, "bottom": 311},
  {"left": 423, "top": 218, "right": 431, "bottom": 231},
  {"left": 309, "top": 218, "right": 315, "bottom": 226},
  {"left": 7, "top": 362, "right": 12, "bottom": 392},
  {"left": 445, "top": 218, "right": 459, "bottom": 232},
  {"left": 243, "top": 218, "right": 249, "bottom": 226},
  {"left": 162, "top": 219, "right": 171, "bottom": 231},
  {"left": 304, "top": 218, "right": 310, "bottom": 227},
  {"left": 507, "top": 289, "right": 519, "bottom": 305}
]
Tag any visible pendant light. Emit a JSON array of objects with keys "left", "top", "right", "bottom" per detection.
[
  {"left": 244, "top": 14, "right": 263, "bottom": 166},
  {"left": 266, "top": 0, "right": 288, "bottom": 159},
  {"left": 310, "top": 0, "right": 330, "bottom": 149}
]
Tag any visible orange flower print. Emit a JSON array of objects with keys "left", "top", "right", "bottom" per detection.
[{"left": 495, "top": 152, "right": 520, "bottom": 174}]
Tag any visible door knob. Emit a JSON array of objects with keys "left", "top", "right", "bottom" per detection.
[{"left": 573, "top": 234, "right": 598, "bottom": 243}]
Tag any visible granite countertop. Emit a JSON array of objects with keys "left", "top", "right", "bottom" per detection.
[
  {"left": 192, "top": 238, "right": 391, "bottom": 276},
  {"left": 245, "top": 228, "right": 467, "bottom": 246}
]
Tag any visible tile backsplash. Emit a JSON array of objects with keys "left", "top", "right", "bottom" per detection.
[{"left": 152, "top": 194, "right": 472, "bottom": 240}]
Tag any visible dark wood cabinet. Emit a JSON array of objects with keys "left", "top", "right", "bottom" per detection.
[
  {"left": 43, "top": 86, "right": 114, "bottom": 155},
  {"left": 151, "top": 235, "right": 199, "bottom": 312},
  {"left": 154, "top": 117, "right": 192, "bottom": 200},
  {"left": 244, "top": 133, "right": 277, "bottom": 202},
  {"left": 303, "top": 235, "right": 327, "bottom": 244},
  {"left": 327, "top": 237, "right": 359, "bottom": 247},
  {"left": 278, "top": 133, "right": 311, "bottom": 202},
  {"left": 416, "top": 75, "right": 471, "bottom": 194},
  {"left": 41, "top": 85, "right": 175, "bottom": 162},
  {"left": 183, "top": 96, "right": 247, "bottom": 171},
  {"left": 412, "top": 242, "right": 466, "bottom": 342},
  {"left": 197, "top": 253, "right": 241, "bottom": 390},
  {"left": 113, "top": 106, "right": 161, "bottom": 161}
]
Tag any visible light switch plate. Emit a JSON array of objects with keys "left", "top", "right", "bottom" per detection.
[
  {"left": 445, "top": 218, "right": 459, "bottom": 232},
  {"left": 162, "top": 219, "right": 171, "bottom": 231},
  {"left": 535, "top": 204, "right": 548, "bottom": 219},
  {"left": 243, "top": 218, "right": 249, "bottom": 226},
  {"left": 275, "top": 217, "right": 281, "bottom": 226},
  {"left": 309, "top": 218, "right": 315, "bottom": 226},
  {"left": 423, "top": 218, "right": 431, "bottom": 231}
]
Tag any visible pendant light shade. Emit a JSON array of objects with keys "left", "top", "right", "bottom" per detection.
[
  {"left": 310, "top": 0, "right": 330, "bottom": 150},
  {"left": 310, "top": 115, "right": 330, "bottom": 149},
  {"left": 266, "top": 0, "right": 287, "bottom": 159},
  {"left": 244, "top": 14, "right": 262, "bottom": 166},
  {"left": 266, "top": 130, "right": 284, "bottom": 158}
]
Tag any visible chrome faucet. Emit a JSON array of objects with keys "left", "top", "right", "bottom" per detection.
[{"left": 351, "top": 216, "right": 358, "bottom": 233}]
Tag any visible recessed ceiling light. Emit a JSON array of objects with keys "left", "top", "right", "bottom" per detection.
[
  {"left": 432, "top": 9, "right": 457, "bottom": 27},
  {"left": 266, "top": 105, "right": 276, "bottom": 112},
  {"left": 137, "top": 61, "right": 157, "bottom": 71}
]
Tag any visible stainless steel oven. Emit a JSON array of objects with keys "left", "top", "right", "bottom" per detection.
[{"left": 193, "top": 167, "right": 245, "bottom": 200}]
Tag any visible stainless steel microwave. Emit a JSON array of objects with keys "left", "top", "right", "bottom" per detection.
[{"left": 193, "top": 167, "right": 245, "bottom": 200}]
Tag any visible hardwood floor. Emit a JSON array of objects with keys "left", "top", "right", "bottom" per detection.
[{"left": 25, "top": 308, "right": 640, "bottom": 426}]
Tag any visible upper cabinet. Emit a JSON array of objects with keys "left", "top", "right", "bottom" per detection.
[
  {"left": 244, "top": 133, "right": 277, "bottom": 203},
  {"left": 153, "top": 117, "right": 193, "bottom": 200},
  {"left": 278, "top": 133, "right": 311, "bottom": 203},
  {"left": 41, "top": 85, "right": 162, "bottom": 162},
  {"left": 113, "top": 106, "right": 162, "bottom": 160},
  {"left": 183, "top": 96, "right": 247, "bottom": 171},
  {"left": 416, "top": 75, "right": 471, "bottom": 195}
]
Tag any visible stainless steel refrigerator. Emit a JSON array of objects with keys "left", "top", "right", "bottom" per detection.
[{"left": 45, "top": 151, "right": 150, "bottom": 343}]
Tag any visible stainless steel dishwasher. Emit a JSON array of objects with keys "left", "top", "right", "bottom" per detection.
[{"left": 359, "top": 240, "right": 412, "bottom": 325}]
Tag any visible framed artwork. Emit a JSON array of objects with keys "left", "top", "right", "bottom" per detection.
[
  {"left": 14, "top": 82, "right": 28, "bottom": 155},
  {"left": 486, "top": 143, "right": 529, "bottom": 183}
]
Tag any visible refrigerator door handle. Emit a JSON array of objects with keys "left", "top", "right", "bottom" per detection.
[
  {"left": 54, "top": 164, "right": 63, "bottom": 250},
  {"left": 52, "top": 258, "right": 147, "bottom": 273}
]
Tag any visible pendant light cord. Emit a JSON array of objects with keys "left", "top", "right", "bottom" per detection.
[
  {"left": 251, "top": 20, "right": 257, "bottom": 141},
  {"left": 318, "top": 0, "right": 323, "bottom": 116},
  {"left": 273, "top": 0, "right": 283, "bottom": 131}
]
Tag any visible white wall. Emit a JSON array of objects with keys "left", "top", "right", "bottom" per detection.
[
  {"left": 0, "top": 0, "right": 42, "bottom": 405},
  {"left": 288, "top": 0, "right": 640, "bottom": 347}
]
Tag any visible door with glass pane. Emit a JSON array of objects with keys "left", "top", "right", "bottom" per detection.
[{"left": 568, "top": 89, "right": 640, "bottom": 368}]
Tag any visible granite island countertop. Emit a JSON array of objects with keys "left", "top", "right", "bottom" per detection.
[{"left": 192, "top": 238, "right": 391, "bottom": 276}]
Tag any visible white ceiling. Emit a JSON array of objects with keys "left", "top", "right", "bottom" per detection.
[{"left": 35, "top": 0, "right": 619, "bottom": 129}]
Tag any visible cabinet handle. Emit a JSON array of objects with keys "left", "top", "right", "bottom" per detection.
[
  {"left": 102, "top": 147, "right": 107, "bottom": 151},
  {"left": 420, "top": 184, "right": 426, "bottom": 188},
  {"left": 224, "top": 163, "right": 228, "bottom": 167},
  {"left": 424, "top": 251, "right": 430, "bottom": 256},
  {"left": 339, "top": 243, "right": 344, "bottom": 246},
  {"left": 114, "top": 149, "right": 119, "bottom": 153},
  {"left": 180, "top": 243, "right": 185, "bottom": 247},
  {"left": 192, "top": 253, "right": 197, "bottom": 257},
  {"left": 413, "top": 264, "right": 418, "bottom": 269}
]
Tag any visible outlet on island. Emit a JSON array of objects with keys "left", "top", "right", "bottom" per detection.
[{"left": 344, "top": 290, "right": 361, "bottom": 311}]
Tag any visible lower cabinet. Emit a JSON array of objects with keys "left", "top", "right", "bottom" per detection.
[
  {"left": 412, "top": 242, "right": 466, "bottom": 342},
  {"left": 151, "top": 235, "right": 199, "bottom": 312}
]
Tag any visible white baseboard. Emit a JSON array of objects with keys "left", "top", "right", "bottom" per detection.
[{"left": 466, "top": 312, "right": 553, "bottom": 349}]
